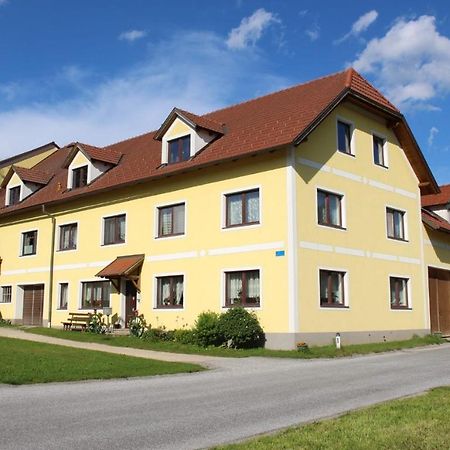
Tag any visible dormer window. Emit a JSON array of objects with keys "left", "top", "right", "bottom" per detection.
[
  {"left": 72, "top": 165, "right": 88, "bottom": 188},
  {"left": 8, "top": 186, "right": 21, "bottom": 205},
  {"left": 168, "top": 136, "right": 191, "bottom": 164}
]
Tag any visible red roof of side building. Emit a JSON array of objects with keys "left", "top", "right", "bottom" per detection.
[
  {"left": 1, "top": 165, "right": 53, "bottom": 188},
  {"left": 422, "top": 184, "right": 450, "bottom": 207},
  {"left": 0, "top": 68, "right": 439, "bottom": 217},
  {"left": 422, "top": 208, "right": 450, "bottom": 234}
]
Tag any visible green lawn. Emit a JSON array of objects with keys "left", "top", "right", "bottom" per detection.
[
  {"left": 216, "top": 387, "right": 450, "bottom": 450},
  {"left": 0, "top": 337, "right": 203, "bottom": 385},
  {"left": 25, "top": 327, "right": 445, "bottom": 358}
]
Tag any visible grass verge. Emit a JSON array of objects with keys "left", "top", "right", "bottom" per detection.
[
  {"left": 24, "top": 327, "right": 445, "bottom": 358},
  {"left": 0, "top": 337, "right": 203, "bottom": 385},
  {"left": 215, "top": 387, "right": 450, "bottom": 449}
]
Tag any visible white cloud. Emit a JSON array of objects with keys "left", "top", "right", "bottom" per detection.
[
  {"left": 118, "top": 30, "right": 147, "bottom": 42},
  {"left": 305, "top": 26, "right": 320, "bottom": 42},
  {"left": 352, "top": 15, "right": 450, "bottom": 108},
  {"left": 226, "top": 8, "right": 280, "bottom": 49},
  {"left": 0, "top": 0, "right": 8, "bottom": 6},
  {"left": 0, "top": 31, "right": 288, "bottom": 159},
  {"left": 428, "top": 127, "right": 439, "bottom": 147},
  {"left": 335, "top": 10, "right": 378, "bottom": 44}
]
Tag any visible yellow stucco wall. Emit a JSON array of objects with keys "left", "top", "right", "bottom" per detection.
[{"left": 423, "top": 227, "right": 450, "bottom": 271}]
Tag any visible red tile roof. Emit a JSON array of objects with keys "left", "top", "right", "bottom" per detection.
[
  {"left": 64, "top": 142, "right": 122, "bottom": 166},
  {"left": 1, "top": 165, "right": 53, "bottom": 188},
  {"left": 96, "top": 254, "right": 145, "bottom": 278},
  {"left": 422, "top": 184, "right": 450, "bottom": 207},
  {"left": 0, "top": 68, "right": 438, "bottom": 217},
  {"left": 422, "top": 208, "right": 450, "bottom": 234}
]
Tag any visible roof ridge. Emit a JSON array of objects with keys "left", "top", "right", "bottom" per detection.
[{"left": 202, "top": 68, "right": 348, "bottom": 118}]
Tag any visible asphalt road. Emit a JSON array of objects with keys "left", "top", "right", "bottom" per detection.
[{"left": 0, "top": 345, "right": 449, "bottom": 450}]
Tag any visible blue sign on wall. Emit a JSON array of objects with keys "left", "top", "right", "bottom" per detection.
[{"left": 275, "top": 250, "right": 285, "bottom": 257}]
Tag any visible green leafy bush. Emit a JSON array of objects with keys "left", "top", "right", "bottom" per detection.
[
  {"left": 88, "top": 312, "right": 105, "bottom": 334},
  {"left": 194, "top": 311, "right": 223, "bottom": 347},
  {"left": 142, "top": 326, "right": 173, "bottom": 342},
  {"left": 128, "top": 314, "right": 147, "bottom": 338},
  {"left": 173, "top": 328, "right": 196, "bottom": 344},
  {"left": 217, "top": 307, "right": 265, "bottom": 349}
]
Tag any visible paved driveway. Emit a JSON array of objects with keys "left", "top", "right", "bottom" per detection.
[{"left": 0, "top": 332, "right": 449, "bottom": 450}]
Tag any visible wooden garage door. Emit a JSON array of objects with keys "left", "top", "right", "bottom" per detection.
[
  {"left": 429, "top": 268, "right": 450, "bottom": 335},
  {"left": 22, "top": 285, "right": 44, "bottom": 326}
]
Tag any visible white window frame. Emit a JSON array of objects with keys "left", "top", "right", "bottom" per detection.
[
  {"left": 385, "top": 204, "right": 409, "bottom": 243},
  {"left": 57, "top": 282, "right": 69, "bottom": 310},
  {"left": 153, "top": 200, "right": 187, "bottom": 240},
  {"left": 336, "top": 116, "right": 356, "bottom": 156},
  {"left": 388, "top": 274, "right": 413, "bottom": 311},
  {"left": 315, "top": 185, "right": 347, "bottom": 231},
  {"left": 317, "top": 266, "right": 350, "bottom": 310},
  {"left": 57, "top": 221, "right": 79, "bottom": 253},
  {"left": 371, "top": 131, "right": 389, "bottom": 169},
  {"left": 0, "top": 285, "right": 12, "bottom": 304},
  {"left": 100, "top": 212, "right": 127, "bottom": 246},
  {"left": 6, "top": 184, "right": 22, "bottom": 206},
  {"left": 20, "top": 229, "right": 38, "bottom": 257},
  {"left": 152, "top": 272, "right": 186, "bottom": 311},
  {"left": 78, "top": 279, "right": 111, "bottom": 310}
]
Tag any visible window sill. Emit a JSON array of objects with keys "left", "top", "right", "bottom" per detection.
[
  {"left": 387, "top": 236, "right": 409, "bottom": 243},
  {"left": 223, "top": 222, "right": 260, "bottom": 230},
  {"left": 57, "top": 248, "right": 77, "bottom": 252},
  {"left": 374, "top": 163, "right": 389, "bottom": 169},
  {"left": 390, "top": 306, "right": 412, "bottom": 311},
  {"left": 318, "top": 223, "right": 346, "bottom": 231},
  {"left": 337, "top": 150, "right": 355, "bottom": 157},
  {"left": 20, "top": 253, "right": 37, "bottom": 257},
  {"left": 223, "top": 304, "right": 261, "bottom": 309},
  {"left": 101, "top": 242, "right": 126, "bottom": 247},
  {"left": 154, "top": 306, "right": 184, "bottom": 310},
  {"left": 320, "top": 304, "right": 349, "bottom": 309},
  {"left": 156, "top": 233, "right": 185, "bottom": 239}
]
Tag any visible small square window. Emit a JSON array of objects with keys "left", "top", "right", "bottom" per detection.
[
  {"left": 386, "top": 208, "right": 406, "bottom": 241},
  {"left": 8, "top": 186, "right": 21, "bottom": 205},
  {"left": 337, "top": 121, "right": 352, "bottom": 154},
  {"left": 168, "top": 136, "right": 190, "bottom": 164},
  {"left": 58, "top": 283, "right": 68, "bottom": 310},
  {"left": 59, "top": 223, "right": 77, "bottom": 251},
  {"left": 72, "top": 165, "right": 88, "bottom": 188},
  {"left": 320, "top": 270, "right": 346, "bottom": 307},
  {"left": 317, "top": 190, "right": 343, "bottom": 228},
  {"left": 158, "top": 204, "right": 185, "bottom": 237},
  {"left": 390, "top": 277, "right": 409, "bottom": 309},
  {"left": 156, "top": 276, "right": 184, "bottom": 308},
  {"left": 81, "top": 281, "right": 110, "bottom": 309},
  {"left": 1, "top": 286, "right": 12, "bottom": 303},
  {"left": 21, "top": 230, "right": 37, "bottom": 256},
  {"left": 225, "top": 270, "right": 260, "bottom": 307},
  {"left": 373, "top": 135, "right": 387, "bottom": 167},
  {"left": 225, "top": 189, "right": 260, "bottom": 227},
  {"left": 103, "top": 214, "right": 126, "bottom": 245}
]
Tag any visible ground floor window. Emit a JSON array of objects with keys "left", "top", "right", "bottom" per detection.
[
  {"left": 390, "top": 277, "right": 409, "bottom": 309},
  {"left": 156, "top": 275, "right": 184, "bottom": 308},
  {"left": 320, "top": 270, "right": 346, "bottom": 307},
  {"left": 225, "top": 270, "right": 260, "bottom": 307},
  {"left": 1, "top": 286, "right": 12, "bottom": 303},
  {"left": 81, "top": 281, "right": 110, "bottom": 309},
  {"left": 58, "top": 283, "right": 68, "bottom": 310}
]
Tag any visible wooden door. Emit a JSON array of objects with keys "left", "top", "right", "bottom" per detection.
[
  {"left": 125, "top": 280, "right": 137, "bottom": 328},
  {"left": 428, "top": 268, "right": 450, "bottom": 335},
  {"left": 22, "top": 285, "right": 44, "bottom": 326}
]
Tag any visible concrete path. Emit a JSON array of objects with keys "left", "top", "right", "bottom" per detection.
[{"left": 1, "top": 328, "right": 449, "bottom": 450}]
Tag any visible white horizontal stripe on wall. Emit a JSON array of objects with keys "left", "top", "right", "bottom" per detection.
[
  {"left": 208, "top": 241, "right": 284, "bottom": 256},
  {"left": 147, "top": 251, "right": 198, "bottom": 262},
  {"left": 300, "top": 240, "right": 421, "bottom": 265},
  {"left": 298, "top": 157, "right": 417, "bottom": 199}
]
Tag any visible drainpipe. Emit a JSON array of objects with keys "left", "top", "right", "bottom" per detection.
[{"left": 42, "top": 205, "right": 56, "bottom": 328}]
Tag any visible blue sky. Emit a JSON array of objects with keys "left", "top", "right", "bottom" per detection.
[{"left": 0, "top": 1, "right": 449, "bottom": 184}]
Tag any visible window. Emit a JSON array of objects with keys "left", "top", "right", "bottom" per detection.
[
  {"left": 317, "top": 190, "right": 343, "bottom": 228},
  {"left": 103, "top": 214, "right": 126, "bottom": 245},
  {"left": 386, "top": 208, "right": 406, "bottom": 241},
  {"left": 81, "top": 281, "right": 110, "bottom": 309},
  {"left": 1, "top": 286, "right": 12, "bottom": 303},
  {"left": 8, "top": 186, "right": 21, "bottom": 205},
  {"left": 21, "top": 230, "right": 37, "bottom": 256},
  {"left": 59, "top": 223, "right": 77, "bottom": 251},
  {"left": 225, "top": 189, "right": 260, "bottom": 227},
  {"left": 156, "top": 275, "right": 184, "bottom": 308},
  {"left": 168, "top": 136, "right": 190, "bottom": 164},
  {"left": 58, "top": 283, "right": 68, "bottom": 310},
  {"left": 72, "top": 165, "right": 88, "bottom": 188},
  {"left": 225, "top": 270, "right": 260, "bottom": 307},
  {"left": 320, "top": 270, "right": 346, "bottom": 307},
  {"left": 390, "top": 277, "right": 409, "bottom": 309},
  {"left": 337, "top": 120, "right": 352, "bottom": 154},
  {"left": 158, "top": 204, "right": 185, "bottom": 237},
  {"left": 373, "top": 135, "right": 387, "bottom": 167}
]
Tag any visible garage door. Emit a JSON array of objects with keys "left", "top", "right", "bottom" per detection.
[
  {"left": 429, "top": 268, "right": 450, "bottom": 335},
  {"left": 22, "top": 285, "right": 44, "bottom": 326}
]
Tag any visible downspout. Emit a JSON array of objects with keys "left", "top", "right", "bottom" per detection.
[{"left": 42, "top": 205, "right": 56, "bottom": 328}]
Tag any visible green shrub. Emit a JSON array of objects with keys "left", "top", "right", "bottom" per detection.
[
  {"left": 217, "top": 307, "right": 265, "bottom": 349},
  {"left": 173, "top": 328, "right": 196, "bottom": 344},
  {"left": 194, "top": 311, "right": 223, "bottom": 347},
  {"left": 142, "top": 326, "right": 173, "bottom": 342},
  {"left": 128, "top": 314, "right": 148, "bottom": 338}
]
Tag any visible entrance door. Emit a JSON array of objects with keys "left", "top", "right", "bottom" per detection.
[
  {"left": 22, "top": 284, "right": 44, "bottom": 326},
  {"left": 428, "top": 267, "right": 450, "bottom": 335},
  {"left": 125, "top": 280, "right": 137, "bottom": 328}
]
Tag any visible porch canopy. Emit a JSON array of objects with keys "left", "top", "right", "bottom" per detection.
[{"left": 96, "top": 254, "right": 144, "bottom": 292}]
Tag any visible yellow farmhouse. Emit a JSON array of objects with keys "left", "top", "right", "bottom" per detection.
[{"left": 0, "top": 68, "right": 449, "bottom": 349}]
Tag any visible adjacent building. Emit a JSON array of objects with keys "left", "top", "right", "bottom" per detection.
[{"left": 0, "top": 68, "right": 449, "bottom": 349}]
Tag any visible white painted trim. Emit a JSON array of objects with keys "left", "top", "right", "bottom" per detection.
[
  {"left": 152, "top": 272, "right": 185, "bottom": 311},
  {"left": 100, "top": 211, "right": 127, "bottom": 247},
  {"left": 385, "top": 203, "right": 409, "bottom": 242},
  {"left": 371, "top": 130, "right": 389, "bottom": 169},
  {"left": 315, "top": 184, "right": 347, "bottom": 230},
  {"left": 56, "top": 281, "right": 69, "bottom": 310},
  {"left": 220, "top": 266, "right": 263, "bottom": 310},
  {"left": 78, "top": 278, "right": 111, "bottom": 311},
  {"left": 336, "top": 116, "right": 356, "bottom": 156},
  {"left": 208, "top": 241, "right": 284, "bottom": 256},
  {"left": 388, "top": 274, "right": 413, "bottom": 311},
  {"left": 147, "top": 251, "right": 198, "bottom": 262},
  {"left": 15, "top": 282, "right": 47, "bottom": 322},
  {"left": 153, "top": 199, "right": 187, "bottom": 240},
  {"left": 56, "top": 220, "right": 79, "bottom": 253},
  {"left": 19, "top": 228, "right": 38, "bottom": 257},
  {"left": 0, "top": 285, "right": 13, "bottom": 304},
  {"left": 317, "top": 266, "right": 350, "bottom": 309}
]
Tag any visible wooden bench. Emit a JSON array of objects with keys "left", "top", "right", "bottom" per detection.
[{"left": 62, "top": 312, "right": 92, "bottom": 331}]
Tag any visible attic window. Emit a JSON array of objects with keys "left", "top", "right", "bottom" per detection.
[
  {"left": 8, "top": 186, "right": 21, "bottom": 205},
  {"left": 72, "top": 165, "right": 88, "bottom": 188},
  {"left": 168, "top": 136, "right": 190, "bottom": 164}
]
